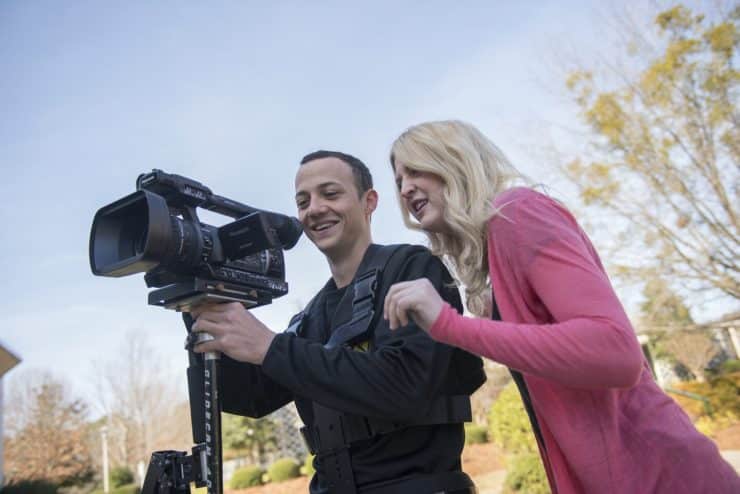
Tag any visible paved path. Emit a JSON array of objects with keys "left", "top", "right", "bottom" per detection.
[
  {"left": 472, "top": 469, "right": 506, "bottom": 494},
  {"left": 721, "top": 450, "right": 740, "bottom": 473}
]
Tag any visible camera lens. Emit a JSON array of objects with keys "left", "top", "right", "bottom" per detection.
[{"left": 89, "top": 190, "right": 171, "bottom": 277}]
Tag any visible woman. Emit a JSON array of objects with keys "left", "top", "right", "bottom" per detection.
[{"left": 383, "top": 120, "right": 739, "bottom": 493}]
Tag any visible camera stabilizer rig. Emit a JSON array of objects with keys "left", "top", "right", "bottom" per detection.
[{"left": 89, "top": 169, "right": 303, "bottom": 493}]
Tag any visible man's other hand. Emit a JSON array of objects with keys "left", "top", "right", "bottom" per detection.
[{"left": 190, "top": 302, "right": 276, "bottom": 365}]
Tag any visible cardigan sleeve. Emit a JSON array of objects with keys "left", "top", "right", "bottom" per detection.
[{"left": 429, "top": 189, "right": 644, "bottom": 389}]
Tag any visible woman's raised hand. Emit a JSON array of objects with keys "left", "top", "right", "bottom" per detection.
[{"left": 384, "top": 278, "right": 445, "bottom": 332}]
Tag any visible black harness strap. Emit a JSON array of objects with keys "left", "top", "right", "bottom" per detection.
[
  {"left": 324, "top": 268, "right": 379, "bottom": 349},
  {"left": 290, "top": 245, "right": 404, "bottom": 494},
  {"left": 309, "top": 402, "right": 358, "bottom": 494},
  {"left": 300, "top": 394, "right": 472, "bottom": 455},
  {"left": 284, "top": 246, "right": 392, "bottom": 346}
]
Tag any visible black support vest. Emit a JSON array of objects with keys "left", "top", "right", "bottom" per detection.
[{"left": 287, "top": 244, "right": 486, "bottom": 494}]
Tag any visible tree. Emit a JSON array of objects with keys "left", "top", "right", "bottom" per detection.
[
  {"left": 658, "top": 330, "right": 719, "bottom": 381},
  {"left": 563, "top": 4, "right": 739, "bottom": 304},
  {"left": 639, "top": 275, "right": 694, "bottom": 328},
  {"left": 92, "top": 332, "right": 191, "bottom": 473},
  {"left": 638, "top": 274, "right": 729, "bottom": 381},
  {"left": 3, "top": 371, "right": 94, "bottom": 486},
  {"left": 222, "top": 413, "right": 277, "bottom": 464}
]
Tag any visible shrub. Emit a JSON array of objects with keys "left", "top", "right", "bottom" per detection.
[
  {"left": 503, "top": 454, "right": 549, "bottom": 494},
  {"left": 670, "top": 372, "right": 740, "bottom": 419},
  {"left": 695, "top": 411, "right": 740, "bottom": 438},
  {"left": 488, "top": 382, "right": 537, "bottom": 454},
  {"left": 1, "top": 480, "right": 58, "bottom": 494},
  {"left": 114, "top": 484, "right": 139, "bottom": 494},
  {"left": 301, "top": 454, "right": 316, "bottom": 477},
  {"left": 720, "top": 359, "right": 740, "bottom": 375},
  {"left": 464, "top": 423, "right": 489, "bottom": 445},
  {"left": 229, "top": 466, "right": 264, "bottom": 489},
  {"left": 267, "top": 458, "right": 301, "bottom": 483},
  {"left": 110, "top": 466, "right": 134, "bottom": 488}
]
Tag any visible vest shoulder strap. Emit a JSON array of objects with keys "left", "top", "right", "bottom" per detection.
[
  {"left": 285, "top": 244, "right": 420, "bottom": 346},
  {"left": 324, "top": 244, "right": 419, "bottom": 349}
]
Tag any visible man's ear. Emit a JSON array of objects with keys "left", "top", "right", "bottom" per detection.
[{"left": 364, "top": 189, "right": 379, "bottom": 216}]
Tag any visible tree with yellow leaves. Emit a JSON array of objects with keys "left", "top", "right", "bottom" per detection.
[{"left": 565, "top": 4, "right": 738, "bottom": 305}]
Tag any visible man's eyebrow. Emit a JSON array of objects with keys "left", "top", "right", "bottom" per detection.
[
  {"left": 295, "top": 181, "right": 343, "bottom": 198},
  {"left": 317, "top": 181, "right": 342, "bottom": 188}
]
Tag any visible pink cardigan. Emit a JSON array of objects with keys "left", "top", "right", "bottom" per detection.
[{"left": 430, "top": 188, "right": 739, "bottom": 493}]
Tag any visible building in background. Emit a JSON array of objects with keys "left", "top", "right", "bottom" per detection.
[
  {"left": 0, "top": 342, "right": 21, "bottom": 487},
  {"left": 639, "top": 312, "right": 740, "bottom": 387}
]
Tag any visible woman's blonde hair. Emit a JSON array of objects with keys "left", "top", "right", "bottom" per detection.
[{"left": 390, "top": 120, "right": 525, "bottom": 316}]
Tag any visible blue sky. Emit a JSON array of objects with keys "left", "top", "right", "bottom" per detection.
[{"left": 2, "top": 1, "right": 702, "bottom": 404}]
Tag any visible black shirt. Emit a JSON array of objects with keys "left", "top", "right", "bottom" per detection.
[{"left": 219, "top": 244, "right": 483, "bottom": 493}]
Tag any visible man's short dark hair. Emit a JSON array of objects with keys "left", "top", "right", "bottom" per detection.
[{"left": 300, "top": 150, "right": 373, "bottom": 196}]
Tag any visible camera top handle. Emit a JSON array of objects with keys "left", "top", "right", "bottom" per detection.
[
  {"left": 137, "top": 169, "right": 302, "bottom": 251},
  {"left": 138, "top": 169, "right": 256, "bottom": 218}
]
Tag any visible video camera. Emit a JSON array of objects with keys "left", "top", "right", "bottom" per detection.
[
  {"left": 89, "top": 169, "right": 303, "bottom": 493},
  {"left": 89, "top": 169, "right": 303, "bottom": 311}
]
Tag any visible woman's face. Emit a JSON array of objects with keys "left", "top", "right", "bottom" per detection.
[{"left": 394, "top": 161, "right": 449, "bottom": 234}]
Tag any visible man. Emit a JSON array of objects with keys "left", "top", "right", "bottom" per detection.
[{"left": 190, "top": 151, "right": 485, "bottom": 494}]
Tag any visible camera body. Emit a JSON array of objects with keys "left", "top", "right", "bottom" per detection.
[{"left": 89, "top": 169, "right": 303, "bottom": 311}]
